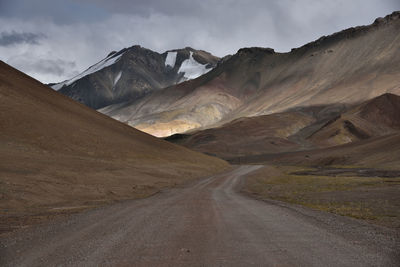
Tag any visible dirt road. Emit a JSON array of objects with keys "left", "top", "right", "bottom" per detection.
[{"left": 1, "top": 166, "right": 399, "bottom": 266}]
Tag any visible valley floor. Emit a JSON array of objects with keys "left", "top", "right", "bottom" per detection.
[
  {"left": 244, "top": 165, "right": 400, "bottom": 229},
  {"left": 1, "top": 166, "right": 399, "bottom": 266}
]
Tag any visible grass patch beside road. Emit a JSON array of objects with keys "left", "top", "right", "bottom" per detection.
[{"left": 243, "top": 165, "right": 400, "bottom": 228}]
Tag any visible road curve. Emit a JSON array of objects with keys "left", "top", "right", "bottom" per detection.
[{"left": 1, "top": 166, "right": 399, "bottom": 266}]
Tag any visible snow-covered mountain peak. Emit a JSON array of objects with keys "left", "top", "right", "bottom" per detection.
[
  {"left": 178, "top": 51, "right": 212, "bottom": 82},
  {"left": 51, "top": 45, "right": 220, "bottom": 110},
  {"left": 51, "top": 52, "right": 124, "bottom": 90}
]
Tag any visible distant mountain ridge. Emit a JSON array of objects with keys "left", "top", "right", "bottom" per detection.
[
  {"left": 51, "top": 46, "right": 219, "bottom": 109},
  {"left": 100, "top": 11, "right": 400, "bottom": 137}
]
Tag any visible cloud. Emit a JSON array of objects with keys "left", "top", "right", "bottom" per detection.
[
  {"left": 6, "top": 53, "right": 78, "bottom": 83},
  {"left": 9, "top": 57, "right": 76, "bottom": 77},
  {"left": 0, "top": 31, "right": 45, "bottom": 46},
  {"left": 0, "top": 0, "right": 399, "bottom": 83},
  {"left": 0, "top": 0, "right": 109, "bottom": 24}
]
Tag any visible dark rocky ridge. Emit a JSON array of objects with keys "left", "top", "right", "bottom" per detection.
[{"left": 54, "top": 46, "right": 219, "bottom": 109}]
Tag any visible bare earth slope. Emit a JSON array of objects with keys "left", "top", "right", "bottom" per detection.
[
  {"left": 308, "top": 93, "right": 400, "bottom": 147},
  {"left": 168, "top": 93, "right": 400, "bottom": 161},
  {"left": 166, "top": 110, "right": 316, "bottom": 158},
  {"left": 0, "top": 61, "right": 228, "bottom": 233},
  {"left": 230, "top": 133, "right": 400, "bottom": 170},
  {"left": 101, "top": 12, "right": 400, "bottom": 137},
  {"left": 1, "top": 166, "right": 398, "bottom": 266}
]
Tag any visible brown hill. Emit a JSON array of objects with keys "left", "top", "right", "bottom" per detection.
[
  {"left": 167, "top": 111, "right": 316, "bottom": 158},
  {"left": 0, "top": 61, "right": 228, "bottom": 232},
  {"left": 358, "top": 93, "right": 400, "bottom": 128},
  {"left": 238, "top": 133, "right": 400, "bottom": 170},
  {"left": 101, "top": 11, "right": 400, "bottom": 137},
  {"left": 168, "top": 93, "right": 400, "bottom": 160},
  {"left": 308, "top": 93, "right": 400, "bottom": 147}
]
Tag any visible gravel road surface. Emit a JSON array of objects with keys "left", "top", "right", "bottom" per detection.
[{"left": 1, "top": 165, "right": 399, "bottom": 266}]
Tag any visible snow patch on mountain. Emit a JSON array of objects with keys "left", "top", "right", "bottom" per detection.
[
  {"left": 178, "top": 52, "right": 211, "bottom": 82},
  {"left": 52, "top": 53, "right": 124, "bottom": 90},
  {"left": 114, "top": 71, "right": 122, "bottom": 86},
  {"left": 165, "top": 51, "right": 178, "bottom": 68}
]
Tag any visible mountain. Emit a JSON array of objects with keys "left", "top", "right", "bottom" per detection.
[
  {"left": 244, "top": 132, "right": 400, "bottom": 169},
  {"left": 100, "top": 11, "right": 400, "bottom": 137},
  {"left": 307, "top": 93, "right": 400, "bottom": 147},
  {"left": 51, "top": 46, "right": 219, "bottom": 109},
  {"left": 166, "top": 93, "right": 400, "bottom": 161},
  {"left": 0, "top": 61, "right": 228, "bottom": 231},
  {"left": 166, "top": 110, "right": 316, "bottom": 158}
]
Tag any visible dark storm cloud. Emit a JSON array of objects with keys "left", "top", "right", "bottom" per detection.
[
  {"left": 0, "top": 0, "right": 399, "bottom": 83},
  {"left": 81, "top": 0, "right": 218, "bottom": 17},
  {"left": 0, "top": 0, "right": 108, "bottom": 24},
  {"left": 0, "top": 31, "right": 45, "bottom": 46}
]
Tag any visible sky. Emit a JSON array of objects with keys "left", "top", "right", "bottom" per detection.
[{"left": 0, "top": 0, "right": 399, "bottom": 83}]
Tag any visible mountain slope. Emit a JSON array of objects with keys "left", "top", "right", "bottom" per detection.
[
  {"left": 100, "top": 11, "right": 400, "bottom": 137},
  {"left": 52, "top": 46, "right": 219, "bottom": 109},
  {"left": 167, "top": 93, "right": 400, "bottom": 160},
  {"left": 0, "top": 61, "right": 228, "bottom": 232},
  {"left": 166, "top": 110, "right": 316, "bottom": 158},
  {"left": 308, "top": 93, "right": 400, "bottom": 147},
  {"left": 243, "top": 133, "right": 400, "bottom": 169}
]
